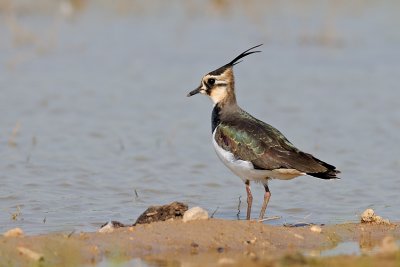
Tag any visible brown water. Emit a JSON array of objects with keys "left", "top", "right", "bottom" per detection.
[{"left": 1, "top": 1, "right": 399, "bottom": 234}]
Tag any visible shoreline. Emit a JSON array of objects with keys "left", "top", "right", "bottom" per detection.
[{"left": 1, "top": 219, "right": 399, "bottom": 266}]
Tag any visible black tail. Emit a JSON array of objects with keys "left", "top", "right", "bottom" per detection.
[{"left": 307, "top": 157, "right": 341, "bottom": 180}]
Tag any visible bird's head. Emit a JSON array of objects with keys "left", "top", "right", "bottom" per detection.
[{"left": 187, "top": 44, "right": 262, "bottom": 105}]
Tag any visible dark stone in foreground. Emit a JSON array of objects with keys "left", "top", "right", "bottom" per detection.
[
  {"left": 99, "top": 202, "right": 188, "bottom": 231},
  {"left": 134, "top": 201, "right": 188, "bottom": 225}
]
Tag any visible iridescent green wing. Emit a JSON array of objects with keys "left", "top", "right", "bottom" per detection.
[{"left": 214, "top": 114, "right": 330, "bottom": 173}]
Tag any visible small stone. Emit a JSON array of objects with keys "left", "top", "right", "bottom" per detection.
[
  {"left": 3, "top": 227, "right": 24, "bottom": 237},
  {"left": 17, "top": 247, "right": 44, "bottom": 261},
  {"left": 310, "top": 225, "right": 322, "bottom": 233},
  {"left": 374, "top": 216, "right": 391, "bottom": 225},
  {"left": 361, "top": 208, "right": 375, "bottom": 223},
  {"left": 245, "top": 237, "right": 257, "bottom": 244},
  {"left": 98, "top": 220, "right": 125, "bottom": 233},
  {"left": 360, "top": 209, "right": 391, "bottom": 225},
  {"left": 98, "top": 221, "right": 115, "bottom": 233},
  {"left": 182, "top": 207, "right": 209, "bottom": 222},
  {"left": 98, "top": 224, "right": 114, "bottom": 233}
]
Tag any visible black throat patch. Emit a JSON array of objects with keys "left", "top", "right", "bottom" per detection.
[{"left": 211, "top": 104, "right": 221, "bottom": 133}]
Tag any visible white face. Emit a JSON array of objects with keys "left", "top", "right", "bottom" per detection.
[
  {"left": 199, "top": 74, "right": 229, "bottom": 104},
  {"left": 187, "top": 67, "right": 234, "bottom": 103}
]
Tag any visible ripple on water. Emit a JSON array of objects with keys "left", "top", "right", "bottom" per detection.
[{"left": 1, "top": 1, "right": 400, "bottom": 234}]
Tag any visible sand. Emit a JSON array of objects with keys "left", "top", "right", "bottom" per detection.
[{"left": 1, "top": 219, "right": 400, "bottom": 266}]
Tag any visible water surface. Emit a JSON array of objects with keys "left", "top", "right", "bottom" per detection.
[{"left": 0, "top": 1, "right": 399, "bottom": 234}]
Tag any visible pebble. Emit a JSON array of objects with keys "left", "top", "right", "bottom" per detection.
[
  {"left": 98, "top": 221, "right": 115, "bottom": 233},
  {"left": 360, "top": 209, "right": 390, "bottom": 225},
  {"left": 310, "top": 225, "right": 322, "bottom": 233},
  {"left": 374, "top": 215, "right": 390, "bottom": 225},
  {"left": 361, "top": 209, "right": 375, "bottom": 223},
  {"left": 3, "top": 227, "right": 24, "bottom": 237},
  {"left": 17, "top": 247, "right": 44, "bottom": 261},
  {"left": 98, "top": 224, "right": 114, "bottom": 233},
  {"left": 98, "top": 220, "right": 126, "bottom": 233},
  {"left": 244, "top": 237, "right": 257, "bottom": 245},
  {"left": 182, "top": 207, "right": 209, "bottom": 222}
]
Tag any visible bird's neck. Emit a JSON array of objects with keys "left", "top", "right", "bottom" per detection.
[
  {"left": 214, "top": 88, "right": 237, "bottom": 107},
  {"left": 211, "top": 96, "right": 240, "bottom": 133}
]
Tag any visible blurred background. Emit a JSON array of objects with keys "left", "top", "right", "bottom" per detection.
[{"left": 0, "top": 0, "right": 399, "bottom": 234}]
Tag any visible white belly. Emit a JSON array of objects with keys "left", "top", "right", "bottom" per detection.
[{"left": 212, "top": 130, "right": 305, "bottom": 183}]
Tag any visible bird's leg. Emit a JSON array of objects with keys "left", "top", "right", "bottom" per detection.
[
  {"left": 245, "top": 180, "right": 253, "bottom": 220},
  {"left": 259, "top": 184, "right": 271, "bottom": 221}
]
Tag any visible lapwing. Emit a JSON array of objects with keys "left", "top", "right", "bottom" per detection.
[{"left": 187, "top": 44, "right": 340, "bottom": 221}]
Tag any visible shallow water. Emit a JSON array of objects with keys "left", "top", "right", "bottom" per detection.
[
  {"left": 319, "top": 240, "right": 400, "bottom": 257},
  {"left": 95, "top": 241, "right": 400, "bottom": 266},
  {"left": 319, "top": 241, "right": 367, "bottom": 257},
  {"left": 1, "top": 1, "right": 400, "bottom": 234}
]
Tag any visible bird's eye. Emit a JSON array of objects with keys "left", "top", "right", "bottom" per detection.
[{"left": 208, "top": 78, "right": 215, "bottom": 85}]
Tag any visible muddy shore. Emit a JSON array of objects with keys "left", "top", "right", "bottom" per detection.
[{"left": 1, "top": 219, "right": 400, "bottom": 266}]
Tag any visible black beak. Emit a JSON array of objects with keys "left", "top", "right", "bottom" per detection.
[{"left": 187, "top": 85, "right": 202, "bottom": 97}]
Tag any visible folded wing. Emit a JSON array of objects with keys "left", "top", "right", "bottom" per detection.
[{"left": 214, "top": 114, "right": 340, "bottom": 179}]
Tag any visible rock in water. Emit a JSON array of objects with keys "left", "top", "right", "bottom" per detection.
[
  {"left": 361, "top": 209, "right": 375, "bottom": 223},
  {"left": 182, "top": 207, "right": 209, "bottom": 222},
  {"left": 360, "top": 208, "right": 390, "bottom": 225},
  {"left": 135, "top": 201, "right": 188, "bottom": 225}
]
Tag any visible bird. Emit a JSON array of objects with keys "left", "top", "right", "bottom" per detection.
[{"left": 187, "top": 44, "right": 340, "bottom": 221}]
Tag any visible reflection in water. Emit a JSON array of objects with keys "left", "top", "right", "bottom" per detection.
[
  {"left": 94, "top": 237, "right": 400, "bottom": 266},
  {"left": 0, "top": 1, "right": 399, "bottom": 234},
  {"left": 320, "top": 241, "right": 362, "bottom": 257},
  {"left": 320, "top": 239, "right": 400, "bottom": 257}
]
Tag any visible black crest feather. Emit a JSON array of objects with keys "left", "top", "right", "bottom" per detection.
[
  {"left": 227, "top": 44, "right": 263, "bottom": 66},
  {"left": 208, "top": 44, "right": 263, "bottom": 76}
]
